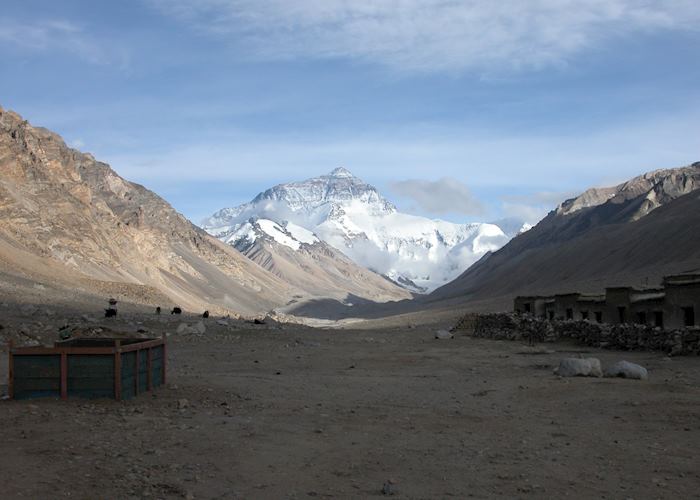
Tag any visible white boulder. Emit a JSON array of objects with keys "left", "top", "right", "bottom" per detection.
[
  {"left": 176, "top": 321, "right": 207, "bottom": 335},
  {"left": 604, "top": 361, "right": 648, "bottom": 380},
  {"left": 555, "top": 357, "right": 603, "bottom": 377},
  {"left": 435, "top": 329, "right": 454, "bottom": 340}
]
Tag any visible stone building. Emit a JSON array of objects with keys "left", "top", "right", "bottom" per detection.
[{"left": 514, "top": 274, "right": 700, "bottom": 329}]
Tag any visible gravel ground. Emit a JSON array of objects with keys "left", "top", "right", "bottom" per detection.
[{"left": 1, "top": 312, "right": 699, "bottom": 499}]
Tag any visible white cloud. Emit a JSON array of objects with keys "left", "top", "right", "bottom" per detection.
[
  {"left": 499, "top": 190, "right": 580, "bottom": 225},
  {"left": 149, "top": 0, "right": 700, "bottom": 72},
  {"left": 504, "top": 191, "right": 579, "bottom": 206},
  {"left": 500, "top": 202, "right": 552, "bottom": 226},
  {"left": 391, "top": 178, "right": 484, "bottom": 215},
  {"left": 0, "top": 19, "right": 128, "bottom": 67}
]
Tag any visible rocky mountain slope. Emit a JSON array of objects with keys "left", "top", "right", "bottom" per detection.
[
  {"left": 430, "top": 162, "right": 700, "bottom": 304},
  {"left": 204, "top": 168, "right": 509, "bottom": 292},
  {"left": 0, "top": 105, "right": 299, "bottom": 314},
  {"left": 225, "top": 217, "right": 412, "bottom": 302}
]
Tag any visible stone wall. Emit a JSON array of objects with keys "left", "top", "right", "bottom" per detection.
[{"left": 452, "top": 313, "right": 700, "bottom": 356}]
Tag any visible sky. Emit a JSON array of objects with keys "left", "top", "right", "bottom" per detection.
[{"left": 1, "top": 0, "right": 699, "bottom": 225}]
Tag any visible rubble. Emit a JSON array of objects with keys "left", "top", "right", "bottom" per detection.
[{"left": 452, "top": 313, "right": 700, "bottom": 355}]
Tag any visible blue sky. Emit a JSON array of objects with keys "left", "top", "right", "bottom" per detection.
[{"left": 1, "top": 0, "right": 699, "bottom": 225}]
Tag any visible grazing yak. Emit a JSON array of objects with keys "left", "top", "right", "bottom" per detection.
[
  {"left": 104, "top": 308, "right": 117, "bottom": 318},
  {"left": 202, "top": 310, "right": 209, "bottom": 318},
  {"left": 171, "top": 307, "right": 182, "bottom": 315}
]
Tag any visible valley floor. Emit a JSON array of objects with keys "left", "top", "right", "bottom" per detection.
[{"left": 1, "top": 312, "right": 699, "bottom": 499}]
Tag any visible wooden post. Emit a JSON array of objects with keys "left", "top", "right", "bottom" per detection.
[
  {"left": 146, "top": 347, "right": 152, "bottom": 391},
  {"left": 60, "top": 352, "right": 68, "bottom": 400},
  {"left": 7, "top": 341, "right": 13, "bottom": 400},
  {"left": 114, "top": 340, "right": 122, "bottom": 401},
  {"left": 161, "top": 334, "right": 167, "bottom": 385},
  {"left": 134, "top": 349, "right": 140, "bottom": 396}
]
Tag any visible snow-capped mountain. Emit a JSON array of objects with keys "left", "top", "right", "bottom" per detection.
[
  {"left": 227, "top": 219, "right": 320, "bottom": 251},
  {"left": 203, "top": 168, "right": 510, "bottom": 292},
  {"left": 224, "top": 216, "right": 411, "bottom": 302}
]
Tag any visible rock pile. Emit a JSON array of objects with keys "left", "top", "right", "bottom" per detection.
[{"left": 452, "top": 313, "right": 700, "bottom": 355}]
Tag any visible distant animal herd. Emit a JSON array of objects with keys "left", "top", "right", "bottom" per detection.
[{"left": 104, "top": 298, "right": 209, "bottom": 318}]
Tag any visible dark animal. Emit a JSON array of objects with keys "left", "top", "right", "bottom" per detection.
[
  {"left": 254, "top": 318, "right": 266, "bottom": 325},
  {"left": 155, "top": 306, "right": 161, "bottom": 315},
  {"left": 105, "top": 308, "right": 117, "bottom": 318},
  {"left": 171, "top": 307, "right": 182, "bottom": 315},
  {"left": 202, "top": 310, "right": 209, "bottom": 318}
]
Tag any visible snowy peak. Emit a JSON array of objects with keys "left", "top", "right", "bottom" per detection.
[
  {"left": 203, "top": 169, "right": 397, "bottom": 233},
  {"left": 204, "top": 168, "right": 512, "bottom": 293},
  {"left": 228, "top": 217, "right": 320, "bottom": 251},
  {"left": 249, "top": 168, "right": 397, "bottom": 215},
  {"left": 328, "top": 166, "right": 355, "bottom": 178}
]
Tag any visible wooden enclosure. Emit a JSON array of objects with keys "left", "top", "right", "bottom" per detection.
[{"left": 7, "top": 336, "right": 166, "bottom": 401}]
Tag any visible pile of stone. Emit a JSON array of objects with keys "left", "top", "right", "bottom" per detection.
[
  {"left": 452, "top": 312, "right": 700, "bottom": 355},
  {"left": 456, "top": 313, "right": 557, "bottom": 343}
]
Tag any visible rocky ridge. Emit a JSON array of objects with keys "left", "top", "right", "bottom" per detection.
[
  {"left": 0, "top": 106, "right": 298, "bottom": 314},
  {"left": 431, "top": 162, "right": 700, "bottom": 303}
]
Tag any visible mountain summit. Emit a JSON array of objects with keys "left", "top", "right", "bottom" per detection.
[
  {"left": 250, "top": 167, "right": 396, "bottom": 216},
  {"left": 204, "top": 169, "right": 509, "bottom": 292},
  {"left": 328, "top": 166, "right": 355, "bottom": 178}
]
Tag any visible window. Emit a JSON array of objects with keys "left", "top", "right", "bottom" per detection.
[
  {"left": 581, "top": 310, "right": 589, "bottom": 320},
  {"left": 524, "top": 303, "right": 531, "bottom": 313},
  {"left": 683, "top": 307, "right": 695, "bottom": 327},
  {"left": 566, "top": 308, "right": 573, "bottom": 320},
  {"left": 548, "top": 311, "right": 555, "bottom": 320},
  {"left": 595, "top": 311, "right": 603, "bottom": 323},
  {"left": 618, "top": 306, "right": 627, "bottom": 323},
  {"left": 636, "top": 311, "right": 646, "bottom": 325},
  {"left": 654, "top": 311, "right": 663, "bottom": 328}
]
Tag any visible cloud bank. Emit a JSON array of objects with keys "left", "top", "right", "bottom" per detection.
[
  {"left": 391, "top": 178, "right": 484, "bottom": 216},
  {"left": 150, "top": 0, "right": 700, "bottom": 72}
]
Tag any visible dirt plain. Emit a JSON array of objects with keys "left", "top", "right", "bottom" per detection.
[{"left": 1, "top": 307, "right": 700, "bottom": 500}]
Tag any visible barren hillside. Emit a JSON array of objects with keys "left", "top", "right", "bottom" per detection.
[
  {"left": 0, "top": 106, "right": 300, "bottom": 315},
  {"left": 430, "top": 163, "right": 700, "bottom": 305}
]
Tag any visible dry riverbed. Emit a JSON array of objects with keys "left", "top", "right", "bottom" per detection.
[{"left": 1, "top": 313, "right": 699, "bottom": 499}]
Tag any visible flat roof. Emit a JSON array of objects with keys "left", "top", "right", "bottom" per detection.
[
  {"left": 630, "top": 292, "right": 666, "bottom": 303},
  {"left": 577, "top": 294, "right": 606, "bottom": 302},
  {"left": 664, "top": 277, "right": 700, "bottom": 286}
]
